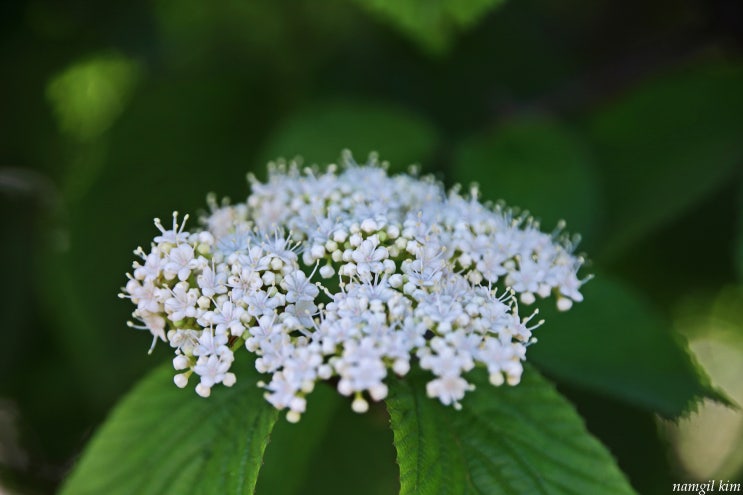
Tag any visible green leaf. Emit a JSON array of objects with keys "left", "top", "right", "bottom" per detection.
[
  {"left": 386, "top": 366, "right": 636, "bottom": 495},
  {"left": 529, "top": 276, "right": 727, "bottom": 417},
  {"left": 452, "top": 116, "right": 600, "bottom": 245},
  {"left": 737, "top": 177, "right": 743, "bottom": 282},
  {"left": 46, "top": 53, "right": 142, "bottom": 142},
  {"left": 60, "top": 359, "right": 279, "bottom": 495},
  {"left": 350, "top": 0, "right": 506, "bottom": 54},
  {"left": 585, "top": 61, "right": 743, "bottom": 259},
  {"left": 260, "top": 100, "right": 438, "bottom": 172}
]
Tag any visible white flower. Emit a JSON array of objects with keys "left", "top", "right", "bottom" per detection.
[
  {"left": 168, "top": 329, "right": 201, "bottom": 355},
  {"left": 262, "top": 232, "right": 299, "bottom": 264},
  {"left": 153, "top": 212, "right": 191, "bottom": 245},
  {"left": 132, "top": 249, "right": 164, "bottom": 281},
  {"left": 163, "top": 244, "right": 196, "bottom": 281},
  {"left": 426, "top": 376, "right": 474, "bottom": 409},
  {"left": 214, "top": 229, "right": 254, "bottom": 258},
  {"left": 123, "top": 152, "right": 589, "bottom": 420},
  {"left": 245, "top": 290, "right": 284, "bottom": 317},
  {"left": 281, "top": 271, "right": 319, "bottom": 303},
  {"left": 203, "top": 196, "right": 249, "bottom": 238},
  {"left": 263, "top": 372, "right": 303, "bottom": 413},
  {"left": 227, "top": 267, "right": 263, "bottom": 302},
  {"left": 194, "top": 329, "right": 230, "bottom": 358},
  {"left": 163, "top": 282, "right": 198, "bottom": 322},
  {"left": 475, "top": 251, "right": 508, "bottom": 282},
  {"left": 194, "top": 352, "right": 235, "bottom": 392},
  {"left": 335, "top": 338, "right": 387, "bottom": 395},
  {"left": 124, "top": 278, "right": 161, "bottom": 314},
  {"left": 197, "top": 263, "right": 228, "bottom": 298},
  {"left": 404, "top": 242, "right": 447, "bottom": 289},
  {"left": 206, "top": 300, "right": 246, "bottom": 337},
  {"left": 285, "top": 299, "right": 318, "bottom": 329},
  {"left": 351, "top": 236, "right": 389, "bottom": 278},
  {"left": 246, "top": 314, "right": 281, "bottom": 351},
  {"left": 419, "top": 337, "right": 474, "bottom": 378}
]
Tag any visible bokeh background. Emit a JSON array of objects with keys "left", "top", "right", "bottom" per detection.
[{"left": 2, "top": 0, "right": 743, "bottom": 493}]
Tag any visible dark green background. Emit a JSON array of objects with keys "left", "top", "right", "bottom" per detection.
[{"left": 2, "top": 0, "right": 742, "bottom": 493}]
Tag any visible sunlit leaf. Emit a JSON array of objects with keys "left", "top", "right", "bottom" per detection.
[
  {"left": 665, "top": 336, "right": 743, "bottom": 479},
  {"left": 737, "top": 178, "right": 743, "bottom": 282},
  {"left": 45, "top": 54, "right": 142, "bottom": 201},
  {"left": 260, "top": 100, "right": 438, "bottom": 172},
  {"left": 350, "top": 0, "right": 506, "bottom": 54},
  {"left": 453, "top": 116, "right": 600, "bottom": 245},
  {"left": 529, "top": 276, "right": 728, "bottom": 417},
  {"left": 585, "top": 61, "right": 743, "bottom": 259},
  {"left": 60, "top": 359, "right": 278, "bottom": 495},
  {"left": 387, "top": 366, "right": 636, "bottom": 495},
  {"left": 46, "top": 53, "right": 141, "bottom": 141}
]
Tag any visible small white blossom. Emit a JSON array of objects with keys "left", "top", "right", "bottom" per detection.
[
  {"left": 168, "top": 329, "right": 200, "bottom": 355},
  {"left": 194, "top": 353, "right": 235, "bottom": 389},
  {"left": 281, "top": 271, "right": 319, "bottom": 303},
  {"left": 426, "top": 375, "right": 474, "bottom": 410},
  {"left": 163, "top": 244, "right": 197, "bottom": 281},
  {"left": 194, "top": 329, "right": 230, "bottom": 358},
  {"left": 153, "top": 212, "right": 191, "bottom": 245},
  {"left": 132, "top": 249, "right": 164, "bottom": 282},
  {"left": 124, "top": 278, "right": 161, "bottom": 314},
  {"left": 351, "top": 236, "right": 389, "bottom": 279},
  {"left": 163, "top": 282, "right": 199, "bottom": 322},
  {"left": 197, "top": 263, "right": 228, "bottom": 298}
]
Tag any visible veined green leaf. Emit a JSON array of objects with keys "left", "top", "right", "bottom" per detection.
[
  {"left": 387, "top": 366, "right": 636, "bottom": 495},
  {"left": 529, "top": 276, "right": 729, "bottom": 417},
  {"left": 60, "top": 359, "right": 279, "bottom": 495}
]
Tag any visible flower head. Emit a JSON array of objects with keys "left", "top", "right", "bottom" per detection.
[{"left": 121, "top": 152, "right": 589, "bottom": 420}]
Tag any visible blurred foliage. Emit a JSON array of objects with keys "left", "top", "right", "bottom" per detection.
[
  {"left": 351, "top": 0, "right": 506, "bottom": 54},
  {"left": 259, "top": 100, "right": 438, "bottom": 172},
  {"left": 738, "top": 179, "right": 743, "bottom": 281},
  {"left": 46, "top": 53, "right": 141, "bottom": 142},
  {"left": 453, "top": 116, "right": 601, "bottom": 243},
  {"left": 585, "top": 61, "right": 743, "bottom": 260},
  {"left": 2, "top": 0, "right": 743, "bottom": 493}
]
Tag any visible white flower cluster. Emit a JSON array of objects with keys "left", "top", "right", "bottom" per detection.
[{"left": 121, "top": 152, "right": 589, "bottom": 422}]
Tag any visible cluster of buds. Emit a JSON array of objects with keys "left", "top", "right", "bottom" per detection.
[{"left": 121, "top": 152, "right": 588, "bottom": 422}]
